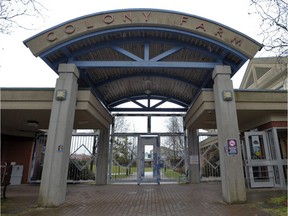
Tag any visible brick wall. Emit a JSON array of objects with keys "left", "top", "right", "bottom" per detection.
[{"left": 258, "top": 121, "right": 287, "bottom": 131}]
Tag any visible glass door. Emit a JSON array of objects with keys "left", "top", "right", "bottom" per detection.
[{"left": 244, "top": 132, "right": 274, "bottom": 188}]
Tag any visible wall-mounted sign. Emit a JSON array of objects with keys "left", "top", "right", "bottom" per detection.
[
  {"left": 190, "top": 155, "right": 199, "bottom": 164},
  {"left": 57, "top": 145, "right": 64, "bottom": 152},
  {"left": 24, "top": 10, "right": 262, "bottom": 58},
  {"left": 226, "top": 139, "right": 238, "bottom": 156}
]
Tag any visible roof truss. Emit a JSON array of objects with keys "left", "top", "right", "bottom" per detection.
[{"left": 24, "top": 11, "right": 261, "bottom": 113}]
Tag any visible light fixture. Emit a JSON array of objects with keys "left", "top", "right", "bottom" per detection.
[
  {"left": 144, "top": 78, "right": 152, "bottom": 84},
  {"left": 144, "top": 89, "right": 151, "bottom": 95},
  {"left": 27, "top": 120, "right": 39, "bottom": 128},
  {"left": 222, "top": 90, "right": 233, "bottom": 101},
  {"left": 56, "top": 89, "right": 67, "bottom": 101}
]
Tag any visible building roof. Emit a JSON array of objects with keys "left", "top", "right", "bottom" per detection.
[
  {"left": 2, "top": 88, "right": 286, "bottom": 136},
  {"left": 240, "top": 57, "right": 288, "bottom": 90},
  {"left": 24, "top": 9, "right": 262, "bottom": 112},
  {"left": 1, "top": 89, "right": 112, "bottom": 136},
  {"left": 184, "top": 89, "right": 287, "bottom": 130}
]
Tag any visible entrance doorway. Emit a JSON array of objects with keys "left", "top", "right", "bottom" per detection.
[
  {"left": 109, "top": 114, "right": 187, "bottom": 184},
  {"left": 137, "top": 136, "right": 161, "bottom": 185},
  {"left": 244, "top": 132, "right": 274, "bottom": 188}
]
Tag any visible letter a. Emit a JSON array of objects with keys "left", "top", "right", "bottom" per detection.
[{"left": 196, "top": 23, "right": 206, "bottom": 32}]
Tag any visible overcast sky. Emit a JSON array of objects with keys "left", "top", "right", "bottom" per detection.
[{"left": 0, "top": 0, "right": 269, "bottom": 88}]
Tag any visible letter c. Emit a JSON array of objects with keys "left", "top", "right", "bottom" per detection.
[{"left": 47, "top": 32, "right": 57, "bottom": 42}]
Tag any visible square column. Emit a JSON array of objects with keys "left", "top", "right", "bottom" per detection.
[
  {"left": 38, "top": 64, "right": 79, "bottom": 207},
  {"left": 187, "top": 128, "right": 200, "bottom": 183},
  {"left": 96, "top": 128, "right": 109, "bottom": 185},
  {"left": 212, "top": 65, "right": 246, "bottom": 203}
]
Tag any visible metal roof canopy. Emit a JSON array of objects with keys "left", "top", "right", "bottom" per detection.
[{"left": 24, "top": 9, "right": 262, "bottom": 112}]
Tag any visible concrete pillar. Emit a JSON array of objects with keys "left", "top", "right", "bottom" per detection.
[
  {"left": 38, "top": 64, "right": 79, "bottom": 207},
  {"left": 96, "top": 128, "right": 109, "bottom": 185},
  {"left": 212, "top": 65, "right": 246, "bottom": 203},
  {"left": 187, "top": 128, "right": 200, "bottom": 183}
]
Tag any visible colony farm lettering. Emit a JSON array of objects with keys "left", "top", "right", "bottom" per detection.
[{"left": 45, "top": 11, "right": 243, "bottom": 47}]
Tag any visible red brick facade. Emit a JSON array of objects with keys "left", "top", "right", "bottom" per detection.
[
  {"left": 258, "top": 121, "right": 288, "bottom": 131},
  {"left": 1, "top": 135, "right": 35, "bottom": 183}
]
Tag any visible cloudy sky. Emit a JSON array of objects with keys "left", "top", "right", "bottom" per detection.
[{"left": 0, "top": 0, "right": 268, "bottom": 88}]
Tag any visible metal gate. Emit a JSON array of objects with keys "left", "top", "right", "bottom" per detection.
[
  {"left": 30, "top": 134, "right": 47, "bottom": 182},
  {"left": 109, "top": 135, "right": 138, "bottom": 183},
  {"left": 199, "top": 134, "right": 220, "bottom": 181},
  {"left": 137, "top": 136, "right": 160, "bottom": 185},
  {"left": 109, "top": 134, "right": 187, "bottom": 184},
  {"left": 159, "top": 135, "right": 187, "bottom": 183},
  {"left": 30, "top": 132, "right": 99, "bottom": 183},
  {"left": 68, "top": 133, "right": 98, "bottom": 182}
]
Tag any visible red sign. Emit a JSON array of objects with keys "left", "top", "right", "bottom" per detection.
[{"left": 226, "top": 139, "right": 238, "bottom": 155}]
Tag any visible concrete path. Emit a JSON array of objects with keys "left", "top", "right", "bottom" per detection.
[{"left": 1, "top": 182, "right": 286, "bottom": 216}]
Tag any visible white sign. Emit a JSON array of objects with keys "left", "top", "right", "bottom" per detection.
[{"left": 190, "top": 155, "right": 199, "bottom": 164}]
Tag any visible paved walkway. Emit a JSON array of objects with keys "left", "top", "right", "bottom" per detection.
[{"left": 1, "top": 182, "right": 287, "bottom": 216}]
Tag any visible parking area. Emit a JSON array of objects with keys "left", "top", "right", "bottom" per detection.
[{"left": 1, "top": 182, "right": 286, "bottom": 216}]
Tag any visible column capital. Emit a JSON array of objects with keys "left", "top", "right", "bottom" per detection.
[
  {"left": 58, "top": 64, "right": 80, "bottom": 79},
  {"left": 212, "top": 65, "right": 231, "bottom": 80}
]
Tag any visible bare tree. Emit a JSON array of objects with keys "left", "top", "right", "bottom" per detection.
[
  {"left": 164, "top": 116, "right": 184, "bottom": 166},
  {"left": 112, "top": 116, "right": 135, "bottom": 171},
  {"left": 113, "top": 116, "right": 130, "bottom": 133},
  {"left": 0, "top": 0, "right": 45, "bottom": 34},
  {"left": 249, "top": 0, "right": 288, "bottom": 56}
]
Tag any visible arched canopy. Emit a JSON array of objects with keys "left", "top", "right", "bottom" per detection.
[{"left": 24, "top": 9, "right": 262, "bottom": 112}]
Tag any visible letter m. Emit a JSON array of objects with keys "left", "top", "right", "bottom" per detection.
[{"left": 230, "top": 37, "right": 242, "bottom": 46}]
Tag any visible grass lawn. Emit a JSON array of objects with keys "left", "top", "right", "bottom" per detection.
[
  {"left": 110, "top": 166, "right": 187, "bottom": 182},
  {"left": 255, "top": 196, "right": 288, "bottom": 216},
  {"left": 111, "top": 166, "right": 153, "bottom": 179},
  {"left": 161, "top": 168, "right": 186, "bottom": 180}
]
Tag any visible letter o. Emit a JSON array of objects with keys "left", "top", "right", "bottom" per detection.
[
  {"left": 103, "top": 14, "right": 114, "bottom": 24},
  {"left": 47, "top": 32, "right": 57, "bottom": 42},
  {"left": 64, "top": 25, "right": 75, "bottom": 34}
]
